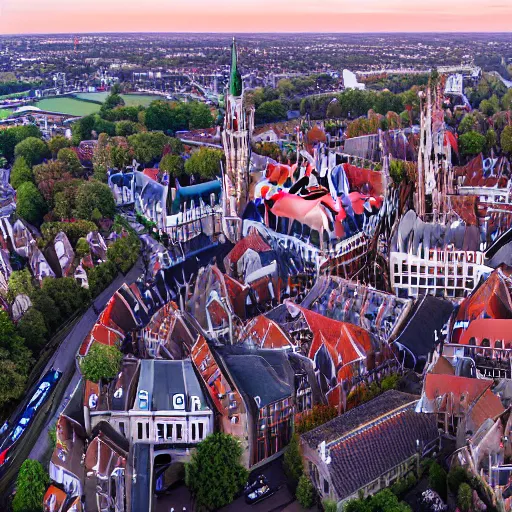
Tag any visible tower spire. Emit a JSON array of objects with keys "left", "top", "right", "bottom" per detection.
[{"left": 229, "top": 37, "right": 243, "bottom": 97}]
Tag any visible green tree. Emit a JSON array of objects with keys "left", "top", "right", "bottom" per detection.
[
  {"left": 16, "top": 308, "right": 48, "bottom": 354},
  {"left": 87, "top": 260, "right": 118, "bottom": 298},
  {"left": 284, "top": 434, "right": 303, "bottom": 489},
  {"left": 0, "top": 124, "right": 41, "bottom": 163},
  {"left": 47, "top": 135, "right": 69, "bottom": 157},
  {"left": 459, "top": 131, "right": 486, "bottom": 157},
  {"left": 128, "top": 131, "right": 170, "bottom": 166},
  {"left": 41, "top": 220, "right": 97, "bottom": 245},
  {"left": 115, "top": 120, "right": 138, "bottom": 137},
  {"left": 107, "top": 233, "right": 140, "bottom": 274},
  {"left": 7, "top": 269, "right": 34, "bottom": 302},
  {"left": 101, "top": 92, "right": 125, "bottom": 113},
  {"left": 296, "top": 475, "right": 315, "bottom": 509},
  {"left": 428, "top": 462, "right": 447, "bottom": 500},
  {"left": 145, "top": 101, "right": 185, "bottom": 133},
  {"left": 255, "top": 100, "right": 288, "bottom": 124},
  {"left": 75, "top": 180, "right": 116, "bottom": 220},
  {"left": 501, "top": 125, "right": 512, "bottom": 155},
  {"left": 42, "top": 277, "right": 89, "bottom": 319},
  {"left": 33, "top": 160, "right": 67, "bottom": 202},
  {"left": 485, "top": 128, "right": 498, "bottom": 153},
  {"left": 187, "top": 101, "right": 214, "bottom": 129},
  {"left": 16, "top": 181, "right": 47, "bottom": 226},
  {"left": 185, "top": 432, "right": 248, "bottom": 511},
  {"left": 458, "top": 114, "right": 477, "bottom": 135},
  {"left": 184, "top": 147, "right": 223, "bottom": 181},
  {"left": 57, "top": 148, "right": 84, "bottom": 177},
  {"left": 80, "top": 343, "right": 123, "bottom": 382},
  {"left": 10, "top": 157, "right": 34, "bottom": 190},
  {"left": 12, "top": 459, "right": 49, "bottom": 512},
  {"left": 447, "top": 465, "right": 469, "bottom": 493},
  {"left": 323, "top": 500, "right": 338, "bottom": 512},
  {"left": 479, "top": 94, "right": 500, "bottom": 116},
  {"left": 75, "top": 237, "right": 90, "bottom": 258},
  {"left": 71, "top": 115, "right": 95, "bottom": 144},
  {"left": 502, "top": 89, "right": 512, "bottom": 111},
  {"left": 14, "top": 137, "right": 49, "bottom": 167},
  {"left": 159, "top": 154, "right": 184, "bottom": 179},
  {"left": 457, "top": 483, "right": 472, "bottom": 512},
  {"left": 30, "top": 289, "right": 62, "bottom": 334}
]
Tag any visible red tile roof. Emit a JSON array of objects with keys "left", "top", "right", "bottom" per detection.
[
  {"left": 424, "top": 373, "right": 492, "bottom": 404},
  {"left": 468, "top": 388, "right": 505, "bottom": 429},
  {"left": 459, "top": 319, "right": 512, "bottom": 348},
  {"left": 239, "top": 315, "right": 296, "bottom": 350},
  {"left": 224, "top": 229, "right": 271, "bottom": 267}
]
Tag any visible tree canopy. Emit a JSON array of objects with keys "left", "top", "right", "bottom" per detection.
[
  {"left": 12, "top": 459, "right": 50, "bottom": 512},
  {"left": 10, "top": 157, "right": 34, "bottom": 190},
  {"left": 75, "top": 180, "right": 116, "bottom": 220},
  {"left": 184, "top": 147, "right": 223, "bottom": 181},
  {"left": 80, "top": 343, "right": 123, "bottom": 382},
  {"left": 14, "top": 137, "right": 49, "bottom": 167},
  {"left": 459, "top": 131, "right": 486, "bottom": 157},
  {"left": 16, "top": 181, "right": 48, "bottom": 226},
  {"left": 185, "top": 432, "right": 248, "bottom": 511}
]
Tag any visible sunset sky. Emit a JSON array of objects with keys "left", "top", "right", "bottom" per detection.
[{"left": 0, "top": 0, "right": 511, "bottom": 34}]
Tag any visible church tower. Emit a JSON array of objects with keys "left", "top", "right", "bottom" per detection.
[{"left": 222, "top": 38, "right": 254, "bottom": 242}]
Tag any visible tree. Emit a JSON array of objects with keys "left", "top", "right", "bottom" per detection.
[
  {"left": 7, "top": 269, "right": 34, "bottom": 303},
  {"left": 33, "top": 160, "right": 68, "bottom": 202},
  {"left": 75, "top": 180, "right": 116, "bottom": 220},
  {"left": 57, "top": 148, "right": 84, "bottom": 177},
  {"left": 42, "top": 277, "right": 89, "bottom": 319},
  {"left": 255, "top": 100, "right": 288, "bottom": 124},
  {"left": 0, "top": 124, "right": 41, "bottom": 163},
  {"left": 14, "top": 137, "right": 49, "bottom": 167},
  {"left": 296, "top": 475, "right": 315, "bottom": 509},
  {"left": 0, "top": 359, "right": 30, "bottom": 411},
  {"left": 80, "top": 343, "right": 123, "bottom": 382},
  {"left": 187, "top": 101, "right": 214, "bottom": 129},
  {"left": 284, "top": 434, "right": 303, "bottom": 489},
  {"left": 185, "top": 432, "right": 248, "bottom": 511},
  {"left": 145, "top": 101, "right": 186, "bottom": 133},
  {"left": 71, "top": 115, "right": 95, "bottom": 144},
  {"left": 458, "top": 114, "right": 477, "bottom": 135},
  {"left": 159, "top": 154, "right": 184, "bottom": 179},
  {"left": 115, "top": 120, "right": 138, "bottom": 137},
  {"left": 447, "top": 465, "right": 469, "bottom": 493},
  {"left": 107, "top": 233, "right": 140, "bottom": 274},
  {"left": 16, "top": 308, "right": 48, "bottom": 354},
  {"left": 428, "top": 462, "right": 447, "bottom": 500},
  {"left": 16, "top": 181, "right": 47, "bottom": 226},
  {"left": 322, "top": 500, "right": 338, "bottom": 512},
  {"left": 479, "top": 95, "right": 500, "bottom": 116},
  {"left": 48, "top": 135, "right": 69, "bottom": 157},
  {"left": 12, "top": 459, "right": 50, "bottom": 512},
  {"left": 127, "top": 132, "right": 170, "bottom": 166},
  {"left": 485, "top": 128, "right": 498, "bottom": 153},
  {"left": 184, "top": 147, "right": 223, "bottom": 181},
  {"left": 501, "top": 125, "right": 512, "bottom": 155},
  {"left": 10, "top": 157, "right": 34, "bottom": 190},
  {"left": 459, "top": 131, "right": 486, "bottom": 157},
  {"left": 87, "top": 260, "right": 118, "bottom": 298},
  {"left": 41, "top": 220, "right": 97, "bottom": 245},
  {"left": 101, "top": 92, "right": 125, "bottom": 113},
  {"left": 30, "top": 289, "right": 62, "bottom": 334},
  {"left": 75, "top": 237, "right": 90, "bottom": 258},
  {"left": 457, "top": 483, "right": 473, "bottom": 512}
]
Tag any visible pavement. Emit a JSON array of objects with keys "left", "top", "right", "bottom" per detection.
[{"left": 0, "top": 258, "right": 145, "bottom": 498}]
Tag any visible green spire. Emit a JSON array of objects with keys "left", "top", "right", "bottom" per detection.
[{"left": 229, "top": 37, "right": 243, "bottom": 97}]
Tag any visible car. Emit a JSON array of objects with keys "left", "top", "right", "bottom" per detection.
[
  {"left": 138, "top": 390, "right": 149, "bottom": 410},
  {"left": 244, "top": 475, "right": 278, "bottom": 505}
]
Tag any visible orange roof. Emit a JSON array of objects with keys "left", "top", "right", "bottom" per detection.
[
  {"left": 239, "top": 315, "right": 296, "bottom": 350},
  {"left": 431, "top": 356, "right": 455, "bottom": 375},
  {"left": 143, "top": 168, "right": 159, "bottom": 181},
  {"left": 424, "top": 373, "right": 492, "bottom": 403},
  {"left": 224, "top": 229, "right": 271, "bottom": 267},
  {"left": 468, "top": 388, "right": 505, "bottom": 428},
  {"left": 43, "top": 485, "right": 67, "bottom": 512},
  {"left": 459, "top": 319, "right": 512, "bottom": 348}
]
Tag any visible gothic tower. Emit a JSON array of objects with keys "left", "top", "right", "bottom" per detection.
[{"left": 222, "top": 38, "right": 255, "bottom": 242}]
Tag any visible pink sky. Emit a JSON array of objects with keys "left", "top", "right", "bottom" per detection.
[{"left": 0, "top": 0, "right": 511, "bottom": 34}]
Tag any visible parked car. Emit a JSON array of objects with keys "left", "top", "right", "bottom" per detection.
[{"left": 244, "top": 475, "right": 278, "bottom": 505}]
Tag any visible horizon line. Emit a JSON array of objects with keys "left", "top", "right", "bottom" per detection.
[{"left": 1, "top": 30, "right": 512, "bottom": 37}]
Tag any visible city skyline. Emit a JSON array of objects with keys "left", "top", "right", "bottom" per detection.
[{"left": 1, "top": 0, "right": 511, "bottom": 35}]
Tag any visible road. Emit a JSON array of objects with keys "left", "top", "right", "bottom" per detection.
[{"left": 0, "top": 258, "right": 145, "bottom": 498}]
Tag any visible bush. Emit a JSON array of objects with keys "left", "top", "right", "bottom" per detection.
[
  {"left": 390, "top": 472, "right": 417, "bottom": 497},
  {"left": 296, "top": 404, "right": 338, "bottom": 434},
  {"left": 428, "top": 462, "right": 447, "bottom": 500},
  {"left": 458, "top": 483, "right": 472, "bottom": 512},
  {"left": 16, "top": 181, "right": 48, "bottom": 226},
  {"left": 41, "top": 220, "right": 97, "bottom": 245},
  {"left": 80, "top": 343, "right": 123, "bottom": 382},
  {"left": 75, "top": 180, "right": 116, "bottom": 220},
  {"left": 10, "top": 157, "right": 34, "bottom": 189},
  {"left": 323, "top": 499, "right": 337, "bottom": 512},
  {"left": 14, "top": 137, "right": 49, "bottom": 167},
  {"left": 12, "top": 459, "right": 49, "bottom": 512},
  {"left": 87, "top": 260, "right": 118, "bottom": 298},
  {"left": 448, "top": 466, "right": 469, "bottom": 493},
  {"left": 283, "top": 434, "right": 303, "bottom": 489},
  {"left": 185, "top": 432, "right": 248, "bottom": 511},
  {"left": 296, "top": 475, "right": 316, "bottom": 509},
  {"left": 389, "top": 160, "right": 406, "bottom": 184},
  {"left": 107, "top": 232, "right": 140, "bottom": 274},
  {"left": 75, "top": 237, "right": 90, "bottom": 258}
]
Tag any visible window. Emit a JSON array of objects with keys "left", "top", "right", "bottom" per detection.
[
  {"left": 157, "top": 424, "right": 164, "bottom": 441},
  {"left": 323, "top": 479, "right": 330, "bottom": 494},
  {"left": 198, "top": 422, "right": 204, "bottom": 440},
  {"left": 119, "top": 422, "right": 125, "bottom": 437},
  {"left": 137, "top": 423, "right": 143, "bottom": 440},
  {"left": 191, "top": 423, "right": 196, "bottom": 441},
  {"left": 146, "top": 423, "right": 149, "bottom": 439},
  {"left": 176, "top": 424, "right": 183, "bottom": 440},
  {"left": 166, "top": 424, "right": 173, "bottom": 440}
]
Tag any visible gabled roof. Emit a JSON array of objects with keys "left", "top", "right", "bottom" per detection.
[
  {"left": 239, "top": 314, "right": 296, "bottom": 350},
  {"left": 467, "top": 388, "right": 505, "bottom": 430},
  {"left": 423, "top": 374, "right": 492, "bottom": 403},
  {"left": 224, "top": 229, "right": 271, "bottom": 267}
]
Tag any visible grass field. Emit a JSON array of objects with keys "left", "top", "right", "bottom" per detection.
[
  {"left": 0, "top": 108, "right": 13, "bottom": 119},
  {"left": 34, "top": 97, "right": 101, "bottom": 116},
  {"left": 75, "top": 92, "right": 163, "bottom": 107}
]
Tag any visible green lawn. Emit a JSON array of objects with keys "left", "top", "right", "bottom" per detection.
[
  {"left": 75, "top": 92, "right": 163, "bottom": 107},
  {"left": 0, "top": 109, "right": 12, "bottom": 119},
  {"left": 34, "top": 97, "right": 101, "bottom": 116}
]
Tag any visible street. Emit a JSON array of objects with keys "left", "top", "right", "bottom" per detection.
[{"left": 0, "top": 258, "right": 145, "bottom": 499}]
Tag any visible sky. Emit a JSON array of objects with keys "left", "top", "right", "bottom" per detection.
[{"left": 0, "top": 0, "right": 511, "bottom": 35}]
